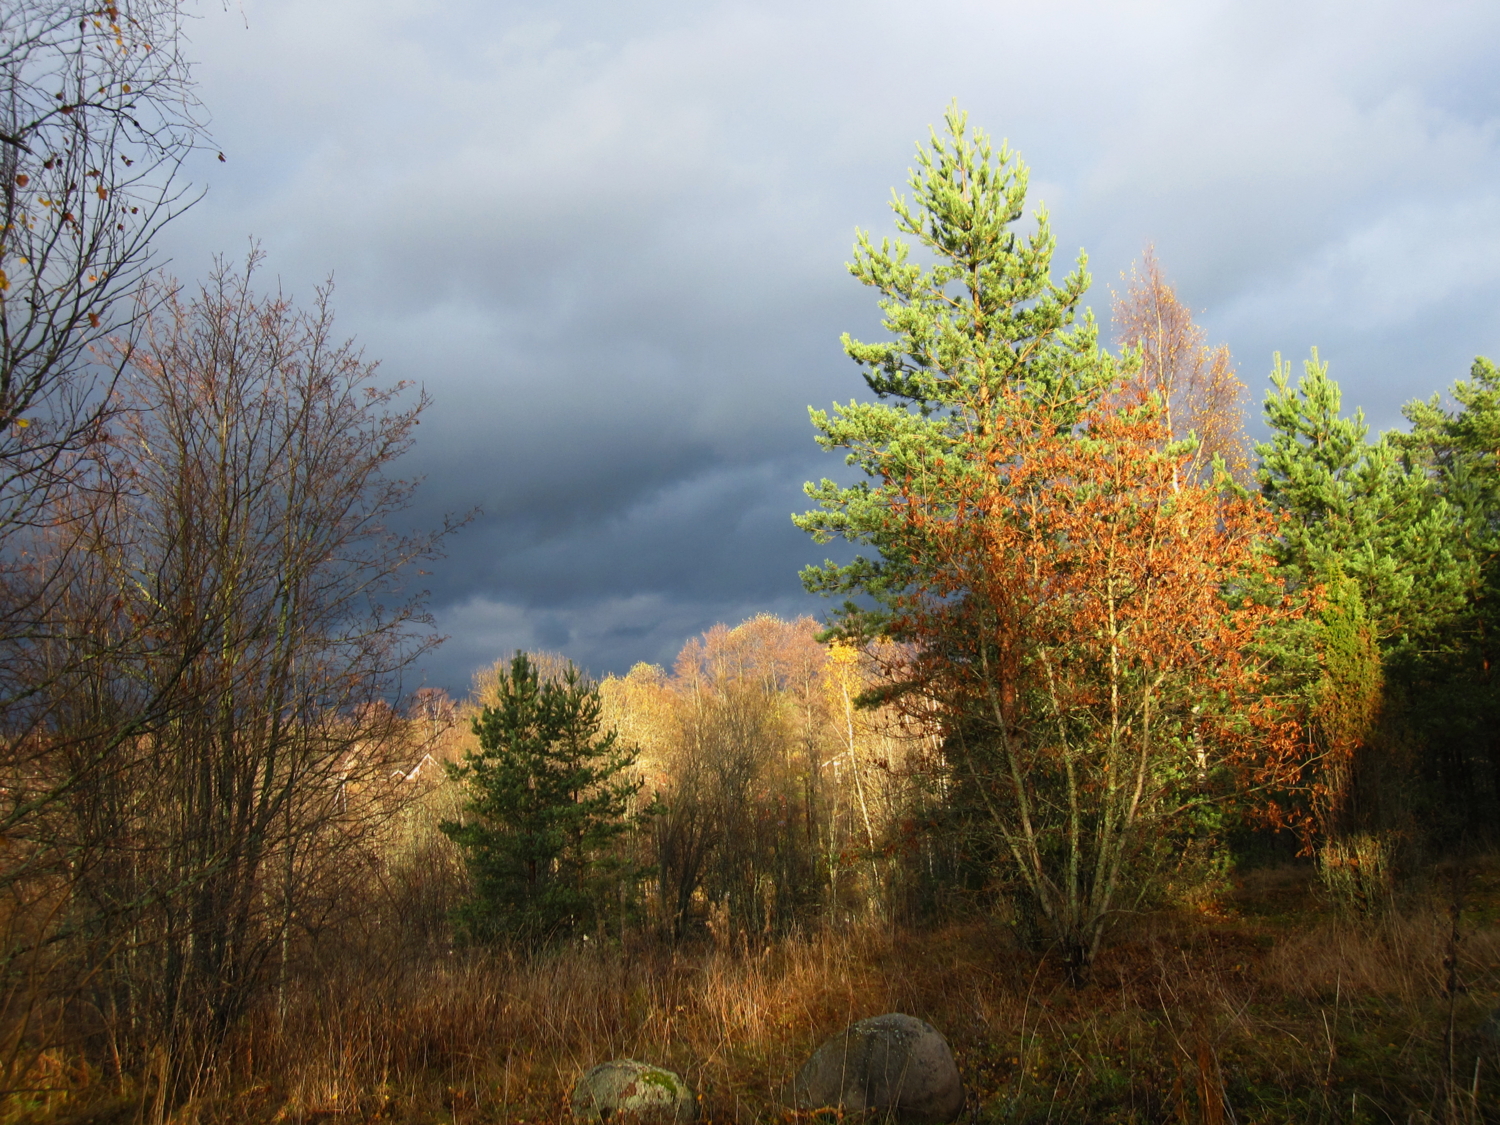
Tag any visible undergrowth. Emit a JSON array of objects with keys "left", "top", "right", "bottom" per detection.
[{"left": 7, "top": 861, "right": 1500, "bottom": 1124}]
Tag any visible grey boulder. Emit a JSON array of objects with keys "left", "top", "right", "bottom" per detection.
[
  {"left": 793, "top": 1012, "right": 965, "bottom": 1123},
  {"left": 570, "top": 1059, "right": 696, "bottom": 1123}
]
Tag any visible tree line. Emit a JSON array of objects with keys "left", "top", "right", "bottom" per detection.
[{"left": 441, "top": 107, "right": 1500, "bottom": 985}]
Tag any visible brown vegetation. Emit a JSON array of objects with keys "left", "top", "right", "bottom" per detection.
[
  {"left": 6, "top": 609, "right": 1499, "bottom": 1124},
  {"left": 6, "top": 837, "right": 1499, "bottom": 1123}
]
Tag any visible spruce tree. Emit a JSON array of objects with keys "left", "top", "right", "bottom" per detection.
[
  {"left": 794, "top": 104, "right": 1118, "bottom": 642},
  {"left": 442, "top": 653, "right": 640, "bottom": 946}
]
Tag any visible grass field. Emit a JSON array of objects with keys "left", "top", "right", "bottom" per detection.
[{"left": 10, "top": 859, "right": 1500, "bottom": 1124}]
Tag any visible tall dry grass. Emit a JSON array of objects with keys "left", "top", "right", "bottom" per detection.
[
  {"left": 9, "top": 850, "right": 1500, "bottom": 1125},
  {"left": 245, "top": 922, "right": 1009, "bottom": 1123},
  {"left": 10, "top": 870, "right": 1491, "bottom": 1124},
  {"left": 246, "top": 865, "right": 1497, "bottom": 1124}
]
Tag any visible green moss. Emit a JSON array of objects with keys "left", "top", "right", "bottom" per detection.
[{"left": 636, "top": 1067, "right": 683, "bottom": 1095}]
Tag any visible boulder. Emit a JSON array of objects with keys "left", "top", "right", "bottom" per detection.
[
  {"left": 793, "top": 1012, "right": 965, "bottom": 1123},
  {"left": 570, "top": 1059, "right": 696, "bottom": 1124}
]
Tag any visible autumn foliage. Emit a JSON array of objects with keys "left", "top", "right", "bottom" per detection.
[
  {"left": 1113, "top": 248, "right": 1251, "bottom": 484},
  {"left": 8, "top": 93, "right": 1500, "bottom": 1124},
  {"left": 878, "top": 381, "right": 1304, "bottom": 970}
]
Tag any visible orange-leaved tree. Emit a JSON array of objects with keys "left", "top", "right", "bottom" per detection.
[{"left": 880, "top": 382, "right": 1303, "bottom": 974}]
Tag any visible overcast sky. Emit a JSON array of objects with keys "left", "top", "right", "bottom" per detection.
[{"left": 158, "top": 0, "right": 1500, "bottom": 694}]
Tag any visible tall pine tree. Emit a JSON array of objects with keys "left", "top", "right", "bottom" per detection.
[
  {"left": 442, "top": 653, "right": 640, "bottom": 946},
  {"left": 1257, "top": 349, "right": 1466, "bottom": 647},
  {"left": 1256, "top": 350, "right": 1472, "bottom": 843},
  {"left": 794, "top": 104, "right": 1118, "bottom": 643},
  {"left": 794, "top": 107, "right": 1299, "bottom": 974}
]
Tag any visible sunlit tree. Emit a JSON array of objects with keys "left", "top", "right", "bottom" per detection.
[
  {"left": 444, "top": 653, "right": 640, "bottom": 947},
  {"left": 795, "top": 104, "right": 1117, "bottom": 645},
  {"left": 1112, "top": 247, "right": 1250, "bottom": 485},
  {"left": 882, "top": 381, "right": 1302, "bottom": 974}
]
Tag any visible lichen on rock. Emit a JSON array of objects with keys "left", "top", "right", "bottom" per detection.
[{"left": 570, "top": 1059, "right": 697, "bottom": 1124}]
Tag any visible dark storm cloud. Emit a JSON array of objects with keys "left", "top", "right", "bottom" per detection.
[{"left": 159, "top": 0, "right": 1500, "bottom": 693}]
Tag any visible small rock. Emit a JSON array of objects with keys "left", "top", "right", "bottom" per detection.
[
  {"left": 570, "top": 1059, "right": 696, "bottom": 1124},
  {"left": 793, "top": 1012, "right": 965, "bottom": 1123}
]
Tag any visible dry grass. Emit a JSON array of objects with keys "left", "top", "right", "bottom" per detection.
[{"left": 8, "top": 862, "right": 1500, "bottom": 1124}]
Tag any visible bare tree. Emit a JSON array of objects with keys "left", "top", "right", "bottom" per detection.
[
  {"left": 13, "top": 255, "right": 456, "bottom": 1091},
  {"left": 1112, "top": 248, "right": 1250, "bottom": 485},
  {"left": 0, "top": 0, "right": 205, "bottom": 996},
  {"left": 0, "top": 0, "right": 203, "bottom": 520}
]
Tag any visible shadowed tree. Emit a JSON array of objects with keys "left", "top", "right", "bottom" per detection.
[
  {"left": 0, "top": 6, "right": 207, "bottom": 1076},
  {"left": 24, "top": 256, "right": 453, "bottom": 1084}
]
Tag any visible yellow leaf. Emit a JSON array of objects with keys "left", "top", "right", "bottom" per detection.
[{"left": 15, "top": 418, "right": 28, "bottom": 428}]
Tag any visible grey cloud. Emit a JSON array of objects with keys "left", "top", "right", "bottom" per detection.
[{"left": 155, "top": 0, "right": 1500, "bottom": 692}]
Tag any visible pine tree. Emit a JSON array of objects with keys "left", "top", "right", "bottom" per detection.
[
  {"left": 794, "top": 104, "right": 1118, "bottom": 642},
  {"left": 1309, "top": 569, "right": 1383, "bottom": 837},
  {"left": 1255, "top": 351, "right": 1473, "bottom": 847},
  {"left": 1256, "top": 349, "right": 1467, "bottom": 647},
  {"left": 1396, "top": 356, "right": 1500, "bottom": 828},
  {"left": 442, "top": 653, "right": 640, "bottom": 946},
  {"left": 794, "top": 107, "right": 1300, "bottom": 975}
]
